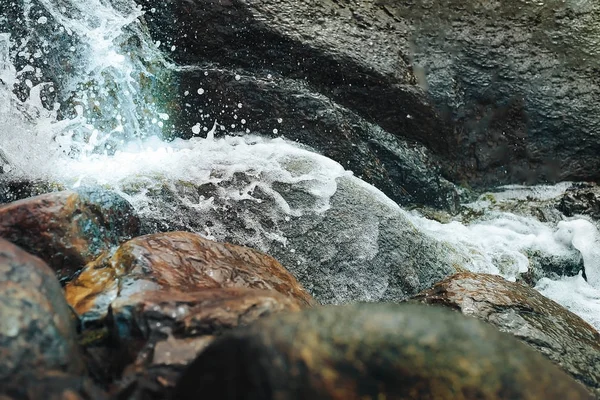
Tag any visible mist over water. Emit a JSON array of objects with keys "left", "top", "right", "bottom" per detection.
[{"left": 2, "top": 0, "right": 600, "bottom": 331}]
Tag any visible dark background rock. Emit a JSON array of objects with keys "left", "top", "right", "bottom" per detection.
[
  {"left": 175, "top": 303, "right": 593, "bottom": 400},
  {"left": 174, "top": 66, "right": 463, "bottom": 210},
  {"left": 0, "top": 238, "right": 84, "bottom": 381},
  {"left": 137, "top": 0, "right": 600, "bottom": 191},
  {"left": 0, "top": 188, "right": 140, "bottom": 281},
  {"left": 411, "top": 272, "right": 600, "bottom": 396}
]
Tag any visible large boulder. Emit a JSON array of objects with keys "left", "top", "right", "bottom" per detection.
[
  {"left": 0, "top": 188, "right": 140, "bottom": 280},
  {"left": 110, "top": 138, "right": 463, "bottom": 305},
  {"left": 175, "top": 303, "right": 593, "bottom": 399},
  {"left": 411, "top": 272, "right": 600, "bottom": 396},
  {"left": 65, "top": 231, "right": 314, "bottom": 322},
  {"left": 0, "top": 371, "right": 108, "bottom": 400},
  {"left": 0, "top": 238, "right": 84, "bottom": 381},
  {"left": 139, "top": 0, "right": 600, "bottom": 188}
]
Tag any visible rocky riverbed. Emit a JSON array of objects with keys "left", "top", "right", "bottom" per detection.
[{"left": 2, "top": 0, "right": 600, "bottom": 398}]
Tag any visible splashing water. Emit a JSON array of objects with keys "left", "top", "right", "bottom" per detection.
[
  {"left": 0, "top": 0, "right": 172, "bottom": 169},
  {"left": 2, "top": 0, "right": 600, "bottom": 332}
]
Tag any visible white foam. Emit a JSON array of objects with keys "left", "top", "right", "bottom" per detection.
[
  {"left": 536, "top": 273, "right": 600, "bottom": 331},
  {"left": 409, "top": 211, "right": 582, "bottom": 281},
  {"left": 555, "top": 219, "right": 600, "bottom": 288}
]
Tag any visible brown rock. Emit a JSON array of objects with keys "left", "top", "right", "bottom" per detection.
[
  {"left": 0, "top": 371, "right": 108, "bottom": 400},
  {"left": 175, "top": 303, "right": 592, "bottom": 400},
  {"left": 411, "top": 272, "right": 600, "bottom": 397},
  {"left": 0, "top": 188, "right": 140, "bottom": 280},
  {"left": 0, "top": 239, "right": 84, "bottom": 381},
  {"left": 105, "top": 287, "right": 304, "bottom": 399},
  {"left": 66, "top": 231, "right": 315, "bottom": 322}
]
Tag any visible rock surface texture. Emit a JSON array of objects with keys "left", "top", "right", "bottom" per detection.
[
  {"left": 140, "top": 0, "right": 600, "bottom": 190},
  {"left": 175, "top": 303, "right": 593, "bottom": 400},
  {"left": 0, "top": 188, "right": 140, "bottom": 280},
  {"left": 65, "top": 231, "right": 314, "bottom": 322},
  {"left": 0, "top": 238, "right": 84, "bottom": 382},
  {"left": 411, "top": 272, "right": 600, "bottom": 396}
]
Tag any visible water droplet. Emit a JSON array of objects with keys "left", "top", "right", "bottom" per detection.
[
  {"left": 273, "top": 128, "right": 278, "bottom": 134},
  {"left": 277, "top": 118, "right": 283, "bottom": 123},
  {"left": 37, "top": 16, "right": 47, "bottom": 24},
  {"left": 237, "top": 103, "right": 242, "bottom": 108},
  {"left": 235, "top": 74, "right": 241, "bottom": 81},
  {"left": 192, "top": 124, "right": 201, "bottom": 134},
  {"left": 197, "top": 88, "right": 205, "bottom": 95}
]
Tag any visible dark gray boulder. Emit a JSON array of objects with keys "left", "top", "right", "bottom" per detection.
[{"left": 139, "top": 0, "right": 600, "bottom": 189}]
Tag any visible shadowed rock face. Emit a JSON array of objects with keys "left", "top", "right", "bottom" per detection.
[
  {"left": 175, "top": 303, "right": 593, "bottom": 400},
  {"left": 0, "top": 371, "right": 108, "bottom": 400},
  {"left": 410, "top": 272, "right": 600, "bottom": 396},
  {"left": 0, "top": 239, "right": 84, "bottom": 381},
  {"left": 0, "top": 188, "right": 140, "bottom": 281},
  {"left": 65, "top": 231, "right": 315, "bottom": 322},
  {"left": 139, "top": 0, "right": 600, "bottom": 189},
  {"left": 107, "top": 288, "right": 305, "bottom": 400}
]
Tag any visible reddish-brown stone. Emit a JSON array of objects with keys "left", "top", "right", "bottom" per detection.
[
  {"left": 0, "top": 239, "right": 84, "bottom": 382},
  {"left": 66, "top": 231, "right": 315, "bottom": 321},
  {"left": 410, "top": 272, "right": 600, "bottom": 396},
  {"left": 0, "top": 188, "right": 139, "bottom": 280}
]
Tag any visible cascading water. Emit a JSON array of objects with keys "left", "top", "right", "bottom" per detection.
[{"left": 2, "top": 0, "right": 600, "bottom": 330}]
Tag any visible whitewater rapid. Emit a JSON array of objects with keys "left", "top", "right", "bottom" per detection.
[{"left": 2, "top": 0, "right": 600, "bottom": 330}]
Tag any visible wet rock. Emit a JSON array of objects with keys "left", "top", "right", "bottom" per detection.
[
  {"left": 558, "top": 183, "right": 600, "bottom": 220},
  {"left": 175, "top": 303, "right": 592, "bottom": 400},
  {"left": 0, "top": 187, "right": 140, "bottom": 281},
  {"left": 0, "top": 179, "right": 65, "bottom": 204},
  {"left": 411, "top": 272, "right": 600, "bottom": 396},
  {"left": 108, "top": 288, "right": 304, "bottom": 399},
  {"left": 0, "top": 238, "right": 84, "bottom": 381},
  {"left": 140, "top": 0, "right": 600, "bottom": 189},
  {"left": 0, "top": 371, "right": 108, "bottom": 400},
  {"left": 126, "top": 167, "right": 463, "bottom": 304},
  {"left": 65, "top": 231, "right": 314, "bottom": 322},
  {"left": 172, "top": 66, "right": 463, "bottom": 211}
]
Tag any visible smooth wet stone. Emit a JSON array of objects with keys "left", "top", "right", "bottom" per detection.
[
  {"left": 410, "top": 272, "right": 600, "bottom": 396},
  {"left": 0, "top": 239, "right": 84, "bottom": 381},
  {"left": 66, "top": 231, "right": 315, "bottom": 322},
  {"left": 175, "top": 303, "right": 592, "bottom": 400},
  {"left": 0, "top": 371, "right": 108, "bottom": 400},
  {"left": 0, "top": 187, "right": 140, "bottom": 280}
]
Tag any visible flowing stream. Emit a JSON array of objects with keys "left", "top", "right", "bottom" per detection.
[{"left": 2, "top": 0, "right": 600, "bottom": 330}]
